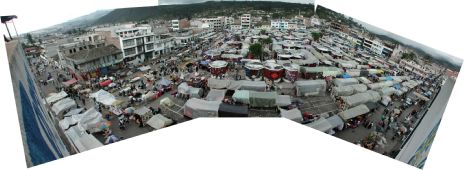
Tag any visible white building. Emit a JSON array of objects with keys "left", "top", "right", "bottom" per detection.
[
  {"left": 172, "top": 20, "right": 180, "bottom": 31},
  {"left": 224, "top": 17, "right": 234, "bottom": 27},
  {"left": 241, "top": 14, "right": 251, "bottom": 29},
  {"left": 116, "top": 27, "right": 174, "bottom": 65},
  {"left": 205, "top": 17, "right": 225, "bottom": 30},
  {"left": 271, "top": 20, "right": 288, "bottom": 30}
]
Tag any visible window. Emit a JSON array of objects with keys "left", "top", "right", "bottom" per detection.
[{"left": 123, "top": 39, "right": 135, "bottom": 47}]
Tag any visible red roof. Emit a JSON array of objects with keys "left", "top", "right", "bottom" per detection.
[
  {"left": 63, "top": 78, "right": 78, "bottom": 87},
  {"left": 99, "top": 79, "right": 113, "bottom": 87}
]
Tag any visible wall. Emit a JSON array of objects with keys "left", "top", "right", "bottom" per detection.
[{"left": 6, "top": 40, "right": 69, "bottom": 167}]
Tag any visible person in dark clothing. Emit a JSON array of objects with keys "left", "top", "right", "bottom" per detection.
[{"left": 134, "top": 114, "right": 144, "bottom": 127}]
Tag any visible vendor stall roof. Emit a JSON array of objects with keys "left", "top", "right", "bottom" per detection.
[
  {"left": 338, "top": 104, "right": 370, "bottom": 120},
  {"left": 52, "top": 97, "right": 77, "bottom": 115},
  {"left": 46, "top": 91, "right": 68, "bottom": 104},
  {"left": 63, "top": 78, "right": 78, "bottom": 87},
  {"left": 206, "top": 89, "right": 227, "bottom": 101},
  {"left": 208, "top": 78, "right": 231, "bottom": 89}
]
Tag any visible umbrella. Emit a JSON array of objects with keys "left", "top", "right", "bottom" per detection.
[
  {"left": 96, "top": 121, "right": 112, "bottom": 131},
  {"left": 124, "top": 107, "right": 135, "bottom": 114}
]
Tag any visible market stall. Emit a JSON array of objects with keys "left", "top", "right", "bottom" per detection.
[
  {"left": 295, "top": 80, "right": 327, "bottom": 97},
  {"left": 279, "top": 108, "right": 303, "bottom": 123},
  {"left": 239, "top": 80, "right": 266, "bottom": 91},
  {"left": 207, "top": 78, "right": 231, "bottom": 89},
  {"left": 146, "top": 114, "right": 174, "bottom": 130},
  {"left": 52, "top": 97, "right": 77, "bottom": 116},
  {"left": 332, "top": 84, "right": 368, "bottom": 96},
  {"left": 183, "top": 98, "right": 221, "bottom": 118},
  {"left": 338, "top": 104, "right": 370, "bottom": 121},
  {"left": 339, "top": 90, "right": 381, "bottom": 110},
  {"left": 218, "top": 103, "right": 249, "bottom": 117},
  {"left": 46, "top": 91, "right": 68, "bottom": 104},
  {"left": 206, "top": 89, "right": 227, "bottom": 101},
  {"left": 249, "top": 91, "right": 277, "bottom": 108},
  {"left": 333, "top": 78, "right": 359, "bottom": 87}
]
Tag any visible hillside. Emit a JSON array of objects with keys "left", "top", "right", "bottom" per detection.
[
  {"left": 95, "top": 1, "right": 353, "bottom": 24},
  {"left": 32, "top": 10, "right": 112, "bottom": 34}
]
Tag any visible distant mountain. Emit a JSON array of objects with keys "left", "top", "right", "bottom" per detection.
[
  {"left": 94, "top": 1, "right": 320, "bottom": 24},
  {"left": 31, "top": 10, "right": 113, "bottom": 34}
]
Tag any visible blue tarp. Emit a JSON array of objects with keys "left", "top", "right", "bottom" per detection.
[
  {"left": 342, "top": 73, "right": 351, "bottom": 79},
  {"left": 393, "top": 84, "right": 401, "bottom": 90},
  {"left": 200, "top": 60, "right": 209, "bottom": 65},
  {"left": 386, "top": 76, "right": 393, "bottom": 81}
]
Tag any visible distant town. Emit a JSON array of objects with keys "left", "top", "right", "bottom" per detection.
[{"left": 3, "top": 1, "right": 460, "bottom": 168}]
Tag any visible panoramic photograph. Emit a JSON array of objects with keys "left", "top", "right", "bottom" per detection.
[{"left": 2, "top": 0, "right": 461, "bottom": 168}]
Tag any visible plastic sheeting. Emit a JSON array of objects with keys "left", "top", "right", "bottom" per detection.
[
  {"left": 249, "top": 91, "right": 277, "bottom": 108},
  {"left": 239, "top": 81, "right": 266, "bottom": 91},
  {"left": 295, "top": 80, "right": 327, "bottom": 97},
  {"left": 280, "top": 108, "right": 303, "bottom": 123},
  {"left": 63, "top": 108, "right": 84, "bottom": 117},
  {"left": 338, "top": 104, "right": 370, "bottom": 120},
  {"left": 232, "top": 90, "right": 250, "bottom": 104},
  {"left": 177, "top": 82, "right": 190, "bottom": 94},
  {"left": 146, "top": 114, "right": 173, "bottom": 130},
  {"left": 52, "top": 97, "right": 77, "bottom": 115},
  {"left": 207, "top": 78, "right": 231, "bottom": 89},
  {"left": 277, "top": 95, "right": 292, "bottom": 107},
  {"left": 206, "top": 89, "right": 226, "bottom": 101},
  {"left": 367, "top": 81, "right": 395, "bottom": 90},
  {"left": 332, "top": 84, "right": 368, "bottom": 96},
  {"left": 46, "top": 91, "right": 68, "bottom": 104},
  {"left": 90, "top": 89, "right": 117, "bottom": 106},
  {"left": 377, "top": 87, "right": 396, "bottom": 96},
  {"left": 341, "top": 90, "right": 381, "bottom": 108},
  {"left": 218, "top": 103, "right": 249, "bottom": 117},
  {"left": 183, "top": 98, "right": 221, "bottom": 118},
  {"left": 306, "top": 117, "right": 331, "bottom": 132},
  {"left": 300, "top": 67, "right": 341, "bottom": 77},
  {"left": 65, "top": 126, "right": 103, "bottom": 153},
  {"left": 75, "top": 108, "right": 104, "bottom": 132},
  {"left": 189, "top": 87, "right": 204, "bottom": 98},
  {"left": 333, "top": 78, "right": 359, "bottom": 87}
]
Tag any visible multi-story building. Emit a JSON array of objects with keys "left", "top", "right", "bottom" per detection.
[
  {"left": 224, "top": 17, "right": 235, "bottom": 27},
  {"left": 116, "top": 27, "right": 174, "bottom": 65},
  {"left": 357, "top": 37, "right": 393, "bottom": 57},
  {"left": 205, "top": 17, "right": 225, "bottom": 30},
  {"left": 288, "top": 22, "right": 298, "bottom": 30},
  {"left": 241, "top": 14, "right": 251, "bottom": 29},
  {"left": 271, "top": 20, "right": 288, "bottom": 30},
  {"left": 57, "top": 34, "right": 106, "bottom": 67},
  {"left": 172, "top": 20, "right": 180, "bottom": 31},
  {"left": 63, "top": 44, "right": 123, "bottom": 80}
]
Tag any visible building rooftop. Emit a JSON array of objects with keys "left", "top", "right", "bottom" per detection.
[{"left": 65, "top": 44, "right": 121, "bottom": 64}]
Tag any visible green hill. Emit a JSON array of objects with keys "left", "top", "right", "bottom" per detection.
[{"left": 94, "top": 1, "right": 351, "bottom": 25}]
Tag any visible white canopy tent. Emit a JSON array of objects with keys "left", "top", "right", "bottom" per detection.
[
  {"left": 338, "top": 104, "right": 370, "bottom": 120},
  {"left": 277, "top": 95, "right": 292, "bottom": 107},
  {"left": 64, "top": 126, "right": 103, "bottom": 153},
  {"left": 90, "top": 89, "right": 117, "bottom": 106},
  {"left": 46, "top": 91, "right": 68, "bottom": 104},
  {"left": 184, "top": 98, "right": 221, "bottom": 118},
  {"left": 340, "top": 90, "right": 381, "bottom": 109},
  {"left": 146, "top": 114, "right": 174, "bottom": 130},
  {"left": 333, "top": 78, "right": 359, "bottom": 87},
  {"left": 239, "top": 81, "right": 266, "bottom": 91},
  {"left": 279, "top": 108, "right": 303, "bottom": 123},
  {"left": 52, "top": 98, "right": 77, "bottom": 116},
  {"left": 305, "top": 115, "right": 344, "bottom": 133},
  {"left": 206, "top": 89, "right": 227, "bottom": 101},
  {"left": 295, "top": 80, "right": 327, "bottom": 97}
]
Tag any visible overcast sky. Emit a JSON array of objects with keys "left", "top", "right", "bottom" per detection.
[{"left": 0, "top": 0, "right": 157, "bottom": 34}]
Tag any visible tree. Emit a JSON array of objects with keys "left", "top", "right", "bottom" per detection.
[
  {"left": 260, "top": 29, "right": 266, "bottom": 35},
  {"left": 249, "top": 43, "right": 263, "bottom": 61},
  {"left": 26, "top": 33, "right": 35, "bottom": 45},
  {"left": 311, "top": 32, "right": 322, "bottom": 42}
]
